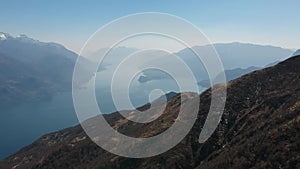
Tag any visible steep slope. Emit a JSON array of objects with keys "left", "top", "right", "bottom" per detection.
[
  {"left": 0, "top": 52, "right": 54, "bottom": 106},
  {"left": 0, "top": 33, "right": 85, "bottom": 107},
  {"left": 0, "top": 55, "right": 299, "bottom": 169},
  {"left": 195, "top": 55, "right": 300, "bottom": 169},
  {"left": 0, "top": 33, "right": 92, "bottom": 159}
]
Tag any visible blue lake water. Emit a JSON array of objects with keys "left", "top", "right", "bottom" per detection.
[
  {"left": 0, "top": 92, "right": 77, "bottom": 159},
  {"left": 0, "top": 79, "right": 205, "bottom": 159}
]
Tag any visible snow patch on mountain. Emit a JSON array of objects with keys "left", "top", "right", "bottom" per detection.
[
  {"left": 0, "top": 34, "right": 6, "bottom": 40},
  {"left": 16, "top": 34, "right": 40, "bottom": 44}
]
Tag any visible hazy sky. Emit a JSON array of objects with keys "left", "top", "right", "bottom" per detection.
[{"left": 1, "top": 0, "right": 299, "bottom": 53}]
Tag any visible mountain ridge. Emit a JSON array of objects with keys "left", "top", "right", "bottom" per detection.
[
  {"left": 0, "top": 32, "right": 84, "bottom": 107},
  {"left": 1, "top": 55, "right": 299, "bottom": 169}
]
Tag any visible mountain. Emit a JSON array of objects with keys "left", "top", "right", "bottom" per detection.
[
  {"left": 0, "top": 52, "right": 53, "bottom": 105},
  {"left": 135, "top": 42, "right": 294, "bottom": 84},
  {"left": 0, "top": 33, "right": 92, "bottom": 159},
  {"left": 197, "top": 55, "right": 291, "bottom": 88},
  {"left": 0, "top": 32, "right": 88, "bottom": 107},
  {"left": 1, "top": 55, "right": 299, "bottom": 169},
  {"left": 192, "top": 42, "right": 294, "bottom": 69},
  {"left": 198, "top": 66, "right": 260, "bottom": 87}
]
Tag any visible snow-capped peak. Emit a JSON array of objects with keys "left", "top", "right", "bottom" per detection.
[
  {"left": 0, "top": 32, "right": 39, "bottom": 43},
  {"left": 0, "top": 33, "right": 6, "bottom": 40},
  {"left": 0, "top": 32, "right": 12, "bottom": 40},
  {"left": 0, "top": 32, "right": 14, "bottom": 41},
  {"left": 0, "top": 32, "right": 67, "bottom": 50},
  {"left": 16, "top": 34, "right": 39, "bottom": 44}
]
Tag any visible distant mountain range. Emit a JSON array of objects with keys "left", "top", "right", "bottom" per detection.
[
  {"left": 198, "top": 66, "right": 261, "bottom": 88},
  {"left": 1, "top": 55, "right": 299, "bottom": 169},
  {"left": 134, "top": 42, "right": 294, "bottom": 84},
  {"left": 0, "top": 32, "right": 296, "bottom": 161},
  {"left": 192, "top": 42, "right": 294, "bottom": 68},
  {"left": 0, "top": 33, "right": 294, "bottom": 105}
]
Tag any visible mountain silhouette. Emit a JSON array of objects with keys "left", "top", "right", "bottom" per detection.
[{"left": 1, "top": 55, "right": 299, "bottom": 169}]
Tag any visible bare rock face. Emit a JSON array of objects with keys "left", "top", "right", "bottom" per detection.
[{"left": 1, "top": 56, "right": 300, "bottom": 169}]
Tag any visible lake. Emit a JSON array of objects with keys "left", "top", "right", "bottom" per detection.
[{"left": 0, "top": 78, "right": 205, "bottom": 159}]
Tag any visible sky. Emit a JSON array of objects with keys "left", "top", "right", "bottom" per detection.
[{"left": 1, "top": 0, "right": 299, "bottom": 53}]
